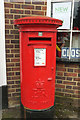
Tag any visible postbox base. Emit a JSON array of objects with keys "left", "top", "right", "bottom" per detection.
[{"left": 21, "top": 103, "right": 54, "bottom": 119}]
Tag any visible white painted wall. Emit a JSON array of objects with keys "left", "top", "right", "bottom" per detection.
[
  {"left": 47, "top": 0, "right": 51, "bottom": 17},
  {"left": 0, "top": 0, "right": 7, "bottom": 86}
]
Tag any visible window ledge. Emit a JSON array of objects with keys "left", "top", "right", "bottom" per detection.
[{"left": 56, "top": 57, "right": 80, "bottom": 63}]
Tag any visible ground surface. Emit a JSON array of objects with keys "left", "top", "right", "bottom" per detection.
[{"left": 2, "top": 105, "right": 80, "bottom": 119}]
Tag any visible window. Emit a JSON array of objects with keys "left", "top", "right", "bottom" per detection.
[{"left": 47, "top": 0, "right": 80, "bottom": 60}]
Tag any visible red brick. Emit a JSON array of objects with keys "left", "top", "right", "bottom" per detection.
[
  {"left": 63, "top": 81, "right": 76, "bottom": 85},
  {"left": 4, "top": 3, "right": 13, "bottom": 8},
  {"left": 56, "top": 92, "right": 64, "bottom": 96},
  {"left": 7, "top": 77, "right": 12, "bottom": 80},
  {"left": 11, "top": 49, "right": 20, "bottom": 53},
  {"left": 21, "top": 15, "right": 31, "bottom": 18},
  {"left": 6, "top": 49, "right": 10, "bottom": 53},
  {"left": 73, "top": 86, "right": 80, "bottom": 90},
  {"left": 14, "top": 15, "right": 21, "bottom": 19},
  {"left": 5, "top": 25, "right": 13, "bottom": 29},
  {"left": 12, "top": 76, "right": 20, "bottom": 80},
  {"left": 10, "top": 9, "right": 23, "bottom": 14},
  {"left": 56, "top": 76, "right": 65, "bottom": 80},
  {"left": 16, "top": 63, "right": 20, "bottom": 66},
  {"left": 68, "top": 69, "right": 73, "bottom": 72},
  {"left": 6, "top": 35, "right": 14, "bottom": 39},
  {"left": 55, "top": 88, "right": 61, "bottom": 92},
  {"left": 57, "top": 67, "right": 66, "bottom": 72},
  {"left": 74, "top": 78, "right": 80, "bottom": 81},
  {"left": 36, "top": 6, "right": 41, "bottom": 10},
  {"left": 15, "top": 54, "right": 20, "bottom": 57},
  {"left": 11, "top": 40, "right": 19, "bottom": 43},
  {"left": 7, "top": 72, "right": 14, "bottom": 76},
  {"left": 5, "top": 20, "right": 9, "bottom": 24},
  {"left": 22, "top": 5, "right": 34, "bottom": 9},
  {"left": 10, "top": 20, "right": 14, "bottom": 24},
  {"left": 15, "top": 4, "right": 20, "bottom": 8},
  {"left": 15, "top": 35, "right": 19, "bottom": 39},
  {"left": 6, "top": 63, "right": 14, "bottom": 67},
  {"left": 75, "top": 90, "right": 80, "bottom": 94},
  {"left": 32, "top": 10, "right": 44, "bottom": 15},
  {"left": 66, "top": 85, "right": 72, "bottom": 89},
  {"left": 55, "top": 84, "right": 65, "bottom": 88},
  {"left": 42, "top": 6, "right": 47, "bottom": 10},
  {"left": 14, "top": 25, "right": 18, "bottom": 29},
  {"left": 63, "top": 89, "right": 74, "bottom": 93},
  {"left": 5, "top": 30, "right": 9, "bottom": 34},
  {"left": 77, "top": 82, "right": 80, "bottom": 86},
  {"left": 57, "top": 80, "right": 62, "bottom": 83},
  {"left": 6, "top": 45, "right": 13, "bottom": 48},
  {"left": 74, "top": 69, "right": 80, "bottom": 73},
  {"left": 5, "top": 14, "right": 13, "bottom": 19},
  {"left": 64, "top": 73, "right": 77, "bottom": 77},
  {"left": 12, "top": 68, "right": 20, "bottom": 71},
  {"left": 25, "top": 10, "right": 30, "bottom": 14},
  {"left": 5, "top": 9, "right": 9, "bottom": 13},
  {"left": 65, "top": 64, "right": 78, "bottom": 68},
  {"left": 71, "top": 94, "right": 80, "bottom": 98},
  {"left": 15, "top": 81, "right": 20, "bottom": 84},
  {"left": 6, "top": 59, "right": 10, "bottom": 62},
  {"left": 6, "top": 54, "right": 14, "bottom": 58},
  {"left": 16, "top": 89, "right": 21, "bottom": 92},
  {"left": 11, "top": 59, "right": 20, "bottom": 62},
  {"left": 6, "top": 40, "right": 10, "bottom": 44},
  {"left": 57, "top": 63, "right": 65, "bottom": 67},
  {"left": 16, "top": 72, "right": 20, "bottom": 75},
  {"left": 10, "top": 30, "right": 19, "bottom": 34},
  {"left": 7, "top": 81, "right": 14, "bottom": 84},
  {"left": 67, "top": 77, "right": 72, "bottom": 81},
  {"left": 15, "top": 45, "right": 19, "bottom": 48},
  {"left": 12, "top": 85, "right": 20, "bottom": 88},
  {"left": 57, "top": 72, "right": 63, "bottom": 76},
  {"left": 65, "top": 93, "right": 71, "bottom": 97}
]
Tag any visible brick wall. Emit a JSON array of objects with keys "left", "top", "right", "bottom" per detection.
[
  {"left": 56, "top": 62, "right": 80, "bottom": 108},
  {"left": 4, "top": 0, "right": 80, "bottom": 108},
  {"left": 5, "top": 0, "right": 47, "bottom": 108}
]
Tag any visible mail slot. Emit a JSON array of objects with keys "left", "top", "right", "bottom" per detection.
[
  {"left": 28, "top": 37, "right": 52, "bottom": 45},
  {"left": 14, "top": 16, "right": 62, "bottom": 110}
]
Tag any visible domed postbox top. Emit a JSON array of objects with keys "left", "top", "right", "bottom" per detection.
[{"left": 14, "top": 16, "right": 63, "bottom": 27}]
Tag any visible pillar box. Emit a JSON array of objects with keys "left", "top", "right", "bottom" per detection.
[{"left": 14, "top": 16, "right": 62, "bottom": 111}]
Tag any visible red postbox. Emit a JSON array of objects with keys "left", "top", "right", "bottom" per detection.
[{"left": 14, "top": 16, "right": 62, "bottom": 111}]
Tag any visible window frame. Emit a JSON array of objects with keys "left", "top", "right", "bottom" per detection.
[{"left": 47, "top": 0, "right": 80, "bottom": 60}]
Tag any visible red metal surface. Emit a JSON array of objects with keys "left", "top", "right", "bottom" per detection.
[{"left": 14, "top": 16, "right": 62, "bottom": 110}]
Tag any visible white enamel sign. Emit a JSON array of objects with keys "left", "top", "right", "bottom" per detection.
[
  {"left": 52, "top": 2, "right": 71, "bottom": 29},
  {"left": 34, "top": 48, "right": 46, "bottom": 66}
]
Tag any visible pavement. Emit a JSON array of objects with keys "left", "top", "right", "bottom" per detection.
[{"left": 2, "top": 105, "right": 80, "bottom": 120}]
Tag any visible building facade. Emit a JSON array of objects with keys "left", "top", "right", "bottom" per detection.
[{"left": 2, "top": 0, "right": 80, "bottom": 109}]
